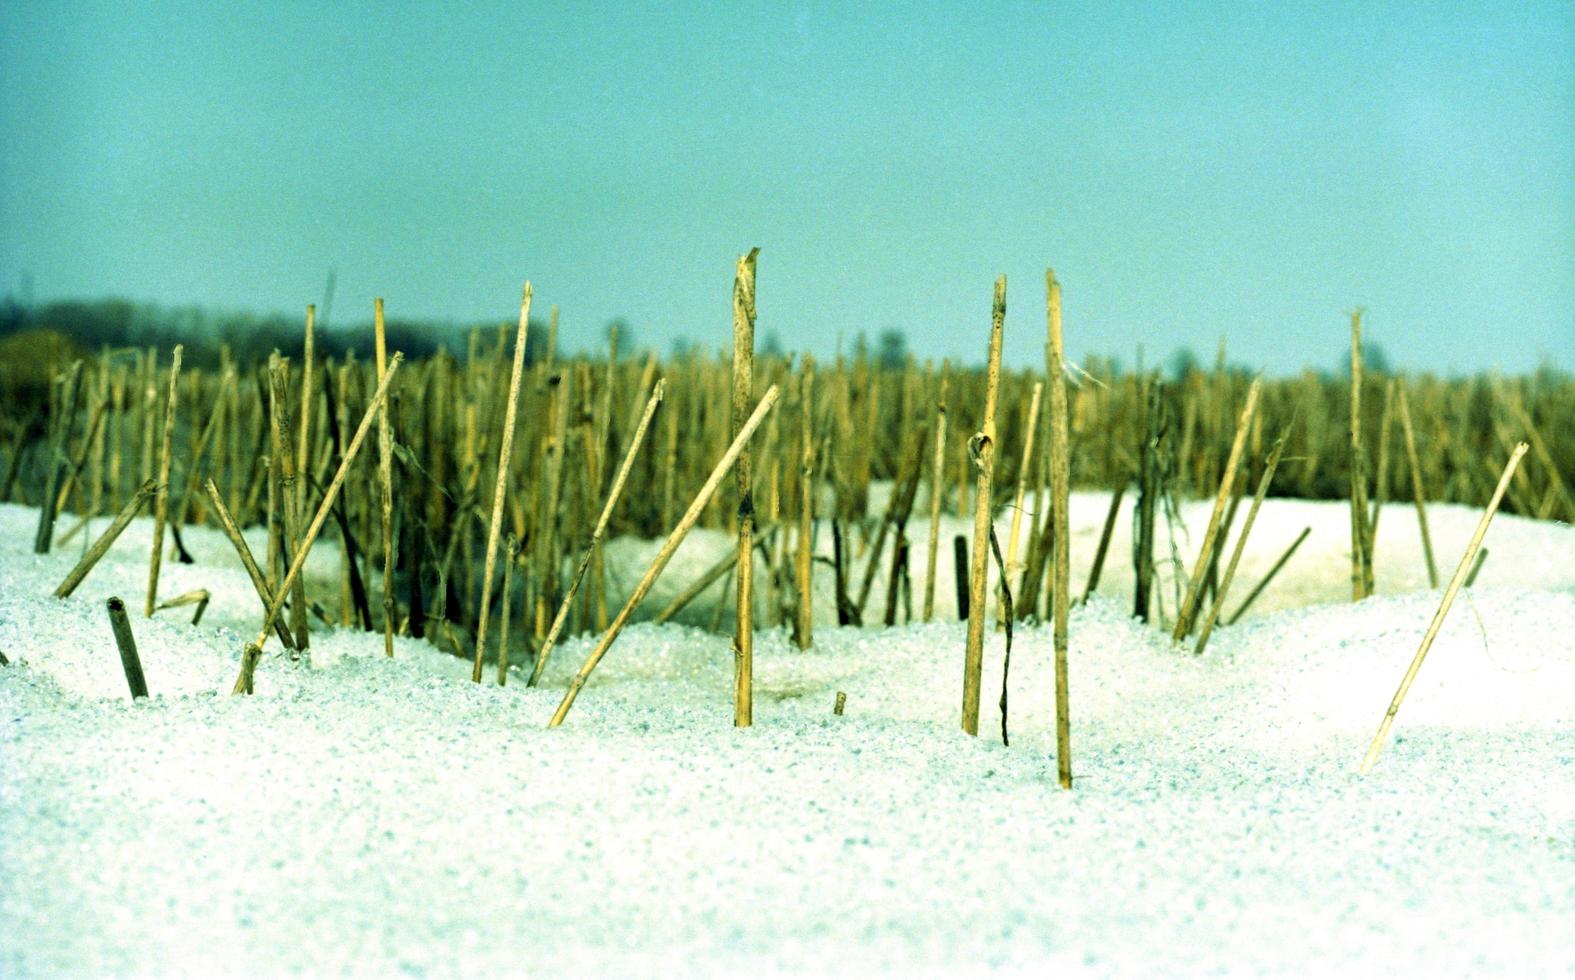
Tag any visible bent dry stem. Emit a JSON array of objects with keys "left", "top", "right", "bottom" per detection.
[
  {"left": 528, "top": 379, "right": 666, "bottom": 688},
  {"left": 1194, "top": 430, "right": 1288, "bottom": 654},
  {"left": 1172, "top": 377, "right": 1261, "bottom": 641},
  {"left": 239, "top": 353, "right": 404, "bottom": 689},
  {"left": 205, "top": 479, "right": 296, "bottom": 651},
  {"left": 548, "top": 384, "right": 781, "bottom": 729},
  {"left": 54, "top": 480, "right": 158, "bottom": 599},
  {"left": 1359, "top": 442, "right": 1528, "bottom": 775}
]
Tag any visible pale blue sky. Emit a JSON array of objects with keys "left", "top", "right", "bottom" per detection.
[{"left": 1, "top": 1, "right": 1570, "bottom": 371}]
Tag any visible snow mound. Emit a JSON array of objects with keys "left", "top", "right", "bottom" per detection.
[{"left": 3, "top": 501, "right": 1573, "bottom": 977}]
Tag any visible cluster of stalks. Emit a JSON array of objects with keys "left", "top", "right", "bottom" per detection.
[{"left": 6, "top": 270, "right": 1570, "bottom": 777}]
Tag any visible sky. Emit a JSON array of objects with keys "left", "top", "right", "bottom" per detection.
[{"left": 1, "top": 1, "right": 1571, "bottom": 373}]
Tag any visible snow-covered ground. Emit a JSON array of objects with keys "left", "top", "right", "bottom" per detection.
[{"left": 2, "top": 494, "right": 1572, "bottom": 977}]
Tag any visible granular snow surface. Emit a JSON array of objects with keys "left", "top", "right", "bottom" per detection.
[{"left": 1, "top": 499, "right": 1572, "bottom": 977}]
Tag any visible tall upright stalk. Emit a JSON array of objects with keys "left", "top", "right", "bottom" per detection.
[
  {"left": 472, "top": 284, "right": 531, "bottom": 683},
  {"left": 1349, "top": 309, "right": 1372, "bottom": 600},
  {"left": 1045, "top": 270, "right": 1073, "bottom": 790},
  {"left": 731, "top": 248, "right": 759, "bottom": 727},
  {"left": 145, "top": 346, "right": 182, "bottom": 616},
  {"left": 793, "top": 355, "right": 815, "bottom": 649},
  {"left": 922, "top": 368, "right": 949, "bottom": 622},
  {"left": 961, "top": 276, "right": 1005, "bottom": 736},
  {"left": 1391, "top": 379, "right": 1438, "bottom": 588},
  {"left": 375, "top": 300, "right": 396, "bottom": 655}
]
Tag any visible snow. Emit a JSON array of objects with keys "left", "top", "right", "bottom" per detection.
[{"left": 2, "top": 496, "right": 1573, "bottom": 977}]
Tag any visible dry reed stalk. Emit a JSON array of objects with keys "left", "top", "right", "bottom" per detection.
[
  {"left": 659, "top": 381, "right": 680, "bottom": 529},
  {"left": 922, "top": 368, "right": 949, "bottom": 622},
  {"left": 1225, "top": 525, "right": 1310, "bottom": 625},
  {"left": 53, "top": 480, "right": 158, "bottom": 599},
  {"left": 1078, "top": 484, "right": 1126, "bottom": 605},
  {"left": 108, "top": 368, "right": 126, "bottom": 511},
  {"left": 53, "top": 382, "right": 107, "bottom": 513},
  {"left": 731, "top": 248, "right": 759, "bottom": 728},
  {"left": 1177, "top": 381, "right": 1198, "bottom": 496},
  {"left": 496, "top": 534, "right": 518, "bottom": 686},
  {"left": 588, "top": 328, "right": 618, "bottom": 632},
  {"left": 1022, "top": 402, "right": 1052, "bottom": 617},
  {"left": 320, "top": 368, "right": 374, "bottom": 630},
  {"left": 1348, "top": 310, "right": 1372, "bottom": 600},
  {"left": 652, "top": 547, "right": 736, "bottom": 625},
  {"left": 265, "top": 436, "right": 282, "bottom": 590},
  {"left": 33, "top": 359, "right": 84, "bottom": 555},
  {"left": 144, "top": 345, "right": 183, "bottom": 617},
  {"left": 952, "top": 534, "right": 969, "bottom": 620},
  {"left": 1133, "top": 377, "right": 1162, "bottom": 622},
  {"left": 882, "top": 435, "right": 928, "bottom": 626},
  {"left": 1045, "top": 270, "right": 1073, "bottom": 789},
  {"left": 793, "top": 356, "right": 815, "bottom": 649},
  {"left": 1487, "top": 418, "right": 1537, "bottom": 517},
  {"left": 105, "top": 597, "right": 149, "bottom": 699},
  {"left": 297, "top": 305, "right": 315, "bottom": 520},
  {"left": 139, "top": 348, "right": 157, "bottom": 483},
  {"left": 1465, "top": 547, "right": 1489, "bottom": 587},
  {"left": 243, "top": 354, "right": 403, "bottom": 669},
  {"left": 547, "top": 384, "right": 781, "bottom": 728},
  {"left": 233, "top": 643, "right": 261, "bottom": 696},
  {"left": 1394, "top": 380, "right": 1438, "bottom": 588},
  {"left": 853, "top": 363, "right": 879, "bottom": 521},
  {"left": 1359, "top": 442, "right": 1528, "bottom": 775},
  {"left": 961, "top": 276, "right": 1005, "bottom": 736},
  {"left": 568, "top": 375, "right": 597, "bottom": 635},
  {"left": 765, "top": 467, "right": 788, "bottom": 626},
  {"left": 1001, "top": 380, "right": 1043, "bottom": 618},
  {"left": 1194, "top": 430, "right": 1288, "bottom": 654},
  {"left": 854, "top": 431, "right": 923, "bottom": 617},
  {"left": 241, "top": 372, "right": 272, "bottom": 531},
  {"left": 166, "top": 370, "right": 236, "bottom": 553},
  {"left": 53, "top": 394, "right": 106, "bottom": 518},
  {"left": 155, "top": 589, "right": 211, "bottom": 626},
  {"left": 1500, "top": 391, "right": 1575, "bottom": 522},
  {"left": 373, "top": 301, "right": 398, "bottom": 656},
  {"left": 88, "top": 354, "right": 111, "bottom": 518},
  {"left": 218, "top": 351, "right": 237, "bottom": 513},
  {"left": 204, "top": 479, "right": 298, "bottom": 651},
  {"left": 528, "top": 380, "right": 665, "bottom": 687},
  {"left": 533, "top": 373, "right": 569, "bottom": 640},
  {"left": 1171, "top": 376, "right": 1260, "bottom": 641},
  {"left": 268, "top": 360, "right": 311, "bottom": 652},
  {"left": 1367, "top": 378, "right": 1395, "bottom": 551},
  {"left": 471, "top": 284, "right": 531, "bottom": 683},
  {"left": 1202, "top": 468, "right": 1246, "bottom": 604}
]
